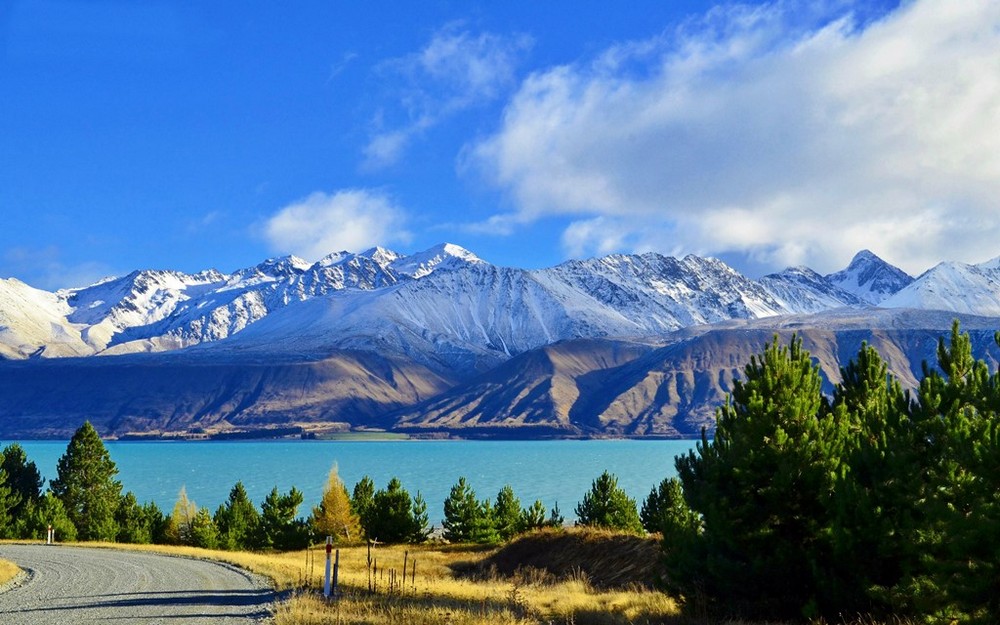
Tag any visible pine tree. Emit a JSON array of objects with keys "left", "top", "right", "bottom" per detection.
[
  {"left": 351, "top": 476, "right": 376, "bottom": 538},
  {"left": 670, "top": 334, "right": 847, "bottom": 620},
  {"left": 257, "top": 486, "right": 309, "bottom": 551},
  {"left": 190, "top": 507, "right": 220, "bottom": 549},
  {"left": 366, "top": 478, "right": 425, "bottom": 544},
  {"left": 1, "top": 443, "right": 43, "bottom": 521},
  {"left": 18, "top": 490, "right": 77, "bottom": 542},
  {"left": 520, "top": 500, "right": 547, "bottom": 531},
  {"left": 410, "top": 492, "right": 431, "bottom": 543},
  {"left": 0, "top": 467, "right": 19, "bottom": 539},
  {"left": 574, "top": 471, "right": 643, "bottom": 534},
  {"left": 214, "top": 481, "right": 260, "bottom": 551},
  {"left": 442, "top": 477, "right": 481, "bottom": 543},
  {"left": 641, "top": 477, "right": 698, "bottom": 535},
  {"left": 116, "top": 491, "right": 154, "bottom": 544},
  {"left": 50, "top": 421, "right": 122, "bottom": 541},
  {"left": 493, "top": 485, "right": 523, "bottom": 541},
  {"left": 311, "top": 465, "right": 361, "bottom": 543}
]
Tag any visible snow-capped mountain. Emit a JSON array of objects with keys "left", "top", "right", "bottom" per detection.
[
  {"left": 826, "top": 250, "right": 914, "bottom": 304},
  {"left": 881, "top": 258, "right": 1000, "bottom": 315},
  {"left": 0, "top": 245, "right": 994, "bottom": 367}
]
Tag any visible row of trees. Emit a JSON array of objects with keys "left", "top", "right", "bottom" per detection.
[
  {"left": 0, "top": 424, "right": 655, "bottom": 550},
  {"left": 656, "top": 322, "right": 1000, "bottom": 623}
]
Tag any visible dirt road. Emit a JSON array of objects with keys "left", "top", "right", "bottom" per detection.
[{"left": 0, "top": 544, "right": 274, "bottom": 624}]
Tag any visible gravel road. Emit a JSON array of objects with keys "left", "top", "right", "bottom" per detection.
[{"left": 0, "top": 544, "right": 274, "bottom": 624}]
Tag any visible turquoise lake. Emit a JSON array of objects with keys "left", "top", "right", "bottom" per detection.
[{"left": 7, "top": 439, "right": 699, "bottom": 524}]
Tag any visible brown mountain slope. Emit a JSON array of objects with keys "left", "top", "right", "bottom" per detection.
[{"left": 0, "top": 350, "right": 456, "bottom": 438}]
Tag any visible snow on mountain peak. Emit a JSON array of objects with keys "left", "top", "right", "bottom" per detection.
[
  {"left": 390, "top": 243, "right": 484, "bottom": 279},
  {"left": 825, "top": 250, "right": 913, "bottom": 305}
]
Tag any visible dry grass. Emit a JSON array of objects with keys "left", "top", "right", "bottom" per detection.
[
  {"left": 70, "top": 534, "right": 678, "bottom": 625},
  {"left": 0, "top": 558, "right": 20, "bottom": 585}
]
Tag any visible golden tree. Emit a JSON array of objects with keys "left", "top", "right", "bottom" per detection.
[{"left": 311, "top": 465, "right": 361, "bottom": 543}]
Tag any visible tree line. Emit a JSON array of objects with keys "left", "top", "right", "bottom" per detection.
[
  {"left": 0, "top": 423, "right": 655, "bottom": 550},
  {"left": 652, "top": 322, "right": 1000, "bottom": 624}
]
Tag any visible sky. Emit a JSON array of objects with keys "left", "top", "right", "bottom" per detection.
[{"left": 2, "top": 0, "right": 999, "bottom": 290}]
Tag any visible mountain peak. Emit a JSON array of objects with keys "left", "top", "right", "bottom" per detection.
[
  {"left": 390, "top": 243, "right": 484, "bottom": 279},
  {"left": 826, "top": 250, "right": 912, "bottom": 305}
]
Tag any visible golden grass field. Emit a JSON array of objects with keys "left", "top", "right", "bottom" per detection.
[
  {"left": 70, "top": 530, "right": 679, "bottom": 625},
  {"left": 0, "top": 557, "right": 20, "bottom": 586}
]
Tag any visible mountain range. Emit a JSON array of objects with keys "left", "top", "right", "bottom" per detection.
[{"left": 2, "top": 244, "right": 999, "bottom": 439}]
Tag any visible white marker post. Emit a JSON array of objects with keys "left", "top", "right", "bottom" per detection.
[
  {"left": 46, "top": 525, "right": 53, "bottom": 545},
  {"left": 323, "top": 536, "right": 333, "bottom": 598}
]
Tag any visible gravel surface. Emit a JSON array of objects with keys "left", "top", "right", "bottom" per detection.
[{"left": 0, "top": 544, "right": 274, "bottom": 624}]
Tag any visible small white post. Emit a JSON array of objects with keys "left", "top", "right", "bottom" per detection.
[
  {"left": 46, "top": 525, "right": 53, "bottom": 545},
  {"left": 323, "top": 536, "right": 333, "bottom": 598}
]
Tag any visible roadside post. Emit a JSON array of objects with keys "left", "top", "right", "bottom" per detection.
[
  {"left": 323, "top": 536, "right": 333, "bottom": 598},
  {"left": 46, "top": 525, "right": 53, "bottom": 545}
]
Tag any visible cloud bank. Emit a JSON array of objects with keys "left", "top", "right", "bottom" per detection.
[
  {"left": 264, "top": 189, "right": 410, "bottom": 261},
  {"left": 470, "top": 1, "right": 1000, "bottom": 274},
  {"left": 364, "top": 25, "right": 532, "bottom": 169}
]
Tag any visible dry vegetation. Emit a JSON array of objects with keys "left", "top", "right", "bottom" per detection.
[
  {"left": 0, "top": 558, "right": 20, "bottom": 586},
  {"left": 74, "top": 529, "right": 678, "bottom": 625}
]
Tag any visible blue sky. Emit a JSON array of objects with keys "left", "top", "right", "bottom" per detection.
[{"left": 3, "top": 0, "right": 999, "bottom": 289}]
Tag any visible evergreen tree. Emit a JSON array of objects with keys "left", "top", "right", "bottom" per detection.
[
  {"left": 366, "top": 478, "right": 426, "bottom": 544},
  {"left": 547, "top": 501, "right": 564, "bottom": 527},
  {"left": 641, "top": 477, "right": 698, "bottom": 535},
  {"left": 0, "top": 466, "right": 16, "bottom": 539},
  {"left": 493, "top": 485, "right": 522, "bottom": 541},
  {"left": 410, "top": 492, "right": 432, "bottom": 543},
  {"left": 351, "top": 476, "right": 376, "bottom": 538},
  {"left": 257, "top": 486, "right": 309, "bottom": 551},
  {"left": 669, "top": 334, "right": 847, "bottom": 620},
  {"left": 311, "top": 465, "right": 360, "bottom": 543},
  {"left": 214, "top": 482, "right": 260, "bottom": 551},
  {"left": 442, "top": 477, "right": 483, "bottom": 543},
  {"left": 1, "top": 443, "right": 43, "bottom": 521},
  {"left": 116, "top": 491, "right": 154, "bottom": 544},
  {"left": 144, "top": 501, "right": 169, "bottom": 544},
  {"left": 574, "top": 471, "right": 643, "bottom": 534},
  {"left": 19, "top": 490, "right": 77, "bottom": 542},
  {"left": 50, "top": 421, "right": 122, "bottom": 541},
  {"left": 520, "top": 499, "right": 547, "bottom": 531},
  {"left": 190, "top": 507, "right": 220, "bottom": 549}
]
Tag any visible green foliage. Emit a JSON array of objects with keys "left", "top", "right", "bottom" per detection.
[
  {"left": 257, "top": 486, "right": 309, "bottom": 551},
  {"left": 669, "top": 334, "right": 846, "bottom": 619},
  {"left": 190, "top": 507, "right": 220, "bottom": 549},
  {"left": 1, "top": 443, "right": 43, "bottom": 520},
  {"left": 442, "top": 477, "right": 485, "bottom": 543},
  {"left": 574, "top": 471, "right": 643, "bottom": 534},
  {"left": 547, "top": 501, "right": 564, "bottom": 527},
  {"left": 116, "top": 491, "right": 155, "bottom": 544},
  {"left": 50, "top": 421, "right": 123, "bottom": 541},
  {"left": 641, "top": 477, "right": 698, "bottom": 535},
  {"left": 351, "top": 475, "right": 376, "bottom": 536},
  {"left": 520, "top": 499, "right": 547, "bottom": 531},
  {"left": 214, "top": 481, "right": 260, "bottom": 551},
  {"left": 19, "top": 490, "right": 77, "bottom": 542},
  {"left": 364, "top": 477, "right": 428, "bottom": 544},
  {"left": 492, "top": 485, "right": 522, "bottom": 541},
  {"left": 0, "top": 466, "right": 16, "bottom": 539}
]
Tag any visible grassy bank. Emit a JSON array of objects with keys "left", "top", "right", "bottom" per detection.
[
  {"left": 0, "top": 558, "right": 20, "bottom": 585},
  {"left": 76, "top": 530, "right": 676, "bottom": 625}
]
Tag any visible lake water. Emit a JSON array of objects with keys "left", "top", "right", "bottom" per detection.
[{"left": 7, "top": 439, "right": 699, "bottom": 524}]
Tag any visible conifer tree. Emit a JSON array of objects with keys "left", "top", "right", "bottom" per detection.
[
  {"left": 50, "top": 421, "right": 122, "bottom": 541},
  {"left": 641, "top": 477, "right": 698, "bottom": 535},
  {"left": 311, "top": 465, "right": 361, "bottom": 543},
  {"left": 574, "top": 471, "right": 643, "bottom": 534},
  {"left": 1, "top": 443, "right": 43, "bottom": 521},
  {"left": 351, "top": 476, "right": 376, "bottom": 538},
  {"left": 257, "top": 486, "right": 309, "bottom": 551},
  {"left": 19, "top": 490, "right": 77, "bottom": 542},
  {"left": 190, "top": 507, "right": 220, "bottom": 549},
  {"left": 520, "top": 499, "right": 547, "bottom": 531},
  {"left": 669, "top": 334, "right": 846, "bottom": 619},
  {"left": 493, "top": 485, "right": 523, "bottom": 541},
  {"left": 116, "top": 491, "right": 154, "bottom": 544},
  {"left": 214, "top": 482, "right": 260, "bottom": 551},
  {"left": 366, "top": 478, "right": 426, "bottom": 544},
  {"left": 0, "top": 467, "right": 17, "bottom": 539},
  {"left": 442, "top": 477, "right": 482, "bottom": 543}
]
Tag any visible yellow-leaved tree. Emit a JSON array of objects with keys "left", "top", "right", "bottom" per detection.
[{"left": 311, "top": 465, "right": 360, "bottom": 543}]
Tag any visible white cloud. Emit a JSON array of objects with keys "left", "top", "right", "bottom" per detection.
[
  {"left": 263, "top": 189, "right": 410, "bottom": 261},
  {"left": 363, "top": 25, "right": 532, "bottom": 169},
  {"left": 470, "top": 0, "right": 1000, "bottom": 274},
  {"left": 2, "top": 246, "right": 115, "bottom": 290}
]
